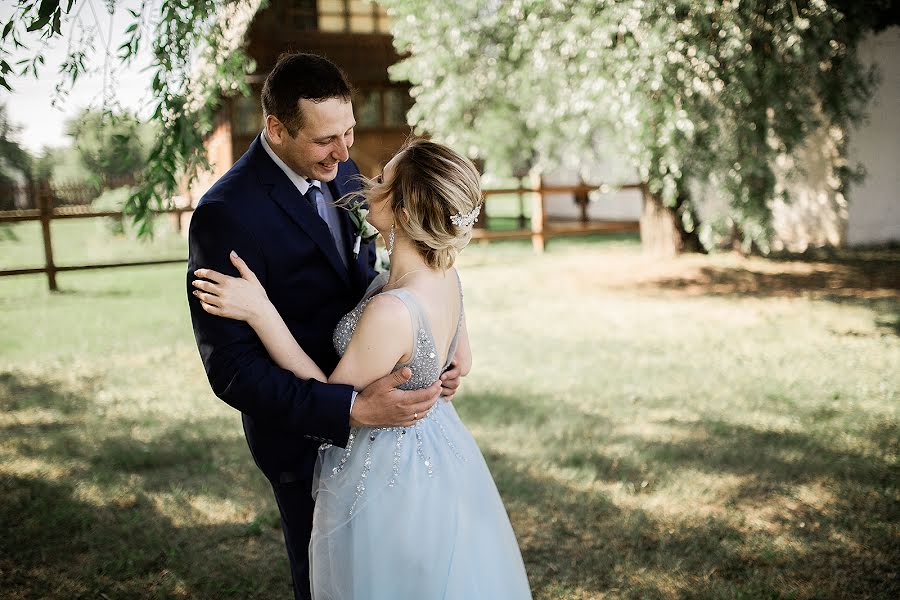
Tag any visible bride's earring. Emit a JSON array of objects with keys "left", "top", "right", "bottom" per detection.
[{"left": 387, "top": 223, "right": 395, "bottom": 256}]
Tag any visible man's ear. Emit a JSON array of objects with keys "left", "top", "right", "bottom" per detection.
[{"left": 265, "top": 115, "right": 285, "bottom": 144}]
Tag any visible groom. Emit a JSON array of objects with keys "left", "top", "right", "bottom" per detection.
[{"left": 187, "top": 53, "right": 462, "bottom": 599}]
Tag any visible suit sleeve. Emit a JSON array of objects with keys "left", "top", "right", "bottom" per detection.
[{"left": 187, "top": 200, "right": 353, "bottom": 446}]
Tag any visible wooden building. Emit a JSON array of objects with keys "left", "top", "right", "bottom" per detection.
[{"left": 191, "top": 0, "right": 412, "bottom": 203}]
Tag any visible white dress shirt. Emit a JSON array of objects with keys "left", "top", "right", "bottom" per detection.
[{"left": 260, "top": 131, "right": 349, "bottom": 268}]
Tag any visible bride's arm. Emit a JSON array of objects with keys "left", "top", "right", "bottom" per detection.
[
  {"left": 453, "top": 313, "right": 472, "bottom": 377},
  {"left": 193, "top": 252, "right": 411, "bottom": 391},
  {"left": 192, "top": 252, "right": 328, "bottom": 383}
]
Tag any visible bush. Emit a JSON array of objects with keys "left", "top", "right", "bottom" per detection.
[{"left": 90, "top": 186, "right": 133, "bottom": 237}]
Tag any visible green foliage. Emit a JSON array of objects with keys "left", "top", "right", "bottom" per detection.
[
  {"left": 32, "top": 145, "right": 92, "bottom": 187},
  {"left": 65, "top": 110, "right": 150, "bottom": 184},
  {"left": 1, "top": 0, "right": 260, "bottom": 236},
  {"left": 0, "top": 103, "right": 31, "bottom": 188},
  {"left": 384, "top": 0, "right": 888, "bottom": 251},
  {"left": 124, "top": 0, "right": 258, "bottom": 237},
  {"left": 90, "top": 186, "right": 135, "bottom": 236}
]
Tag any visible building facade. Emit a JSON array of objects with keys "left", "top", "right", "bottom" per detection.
[{"left": 190, "top": 0, "right": 412, "bottom": 205}]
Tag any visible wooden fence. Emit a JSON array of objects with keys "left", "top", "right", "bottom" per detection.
[
  {"left": 0, "top": 180, "right": 641, "bottom": 291},
  {"left": 0, "top": 181, "right": 191, "bottom": 291},
  {"left": 477, "top": 182, "right": 643, "bottom": 252}
]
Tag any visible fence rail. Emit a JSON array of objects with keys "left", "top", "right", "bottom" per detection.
[
  {"left": 0, "top": 180, "right": 193, "bottom": 291},
  {"left": 1, "top": 180, "right": 642, "bottom": 291},
  {"left": 477, "top": 182, "right": 643, "bottom": 252}
]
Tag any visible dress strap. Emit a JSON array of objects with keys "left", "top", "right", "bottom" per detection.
[
  {"left": 379, "top": 288, "right": 426, "bottom": 328},
  {"left": 362, "top": 271, "right": 390, "bottom": 300},
  {"left": 444, "top": 270, "right": 464, "bottom": 370}
]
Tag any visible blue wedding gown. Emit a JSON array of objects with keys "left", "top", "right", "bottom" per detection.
[{"left": 309, "top": 271, "right": 532, "bottom": 599}]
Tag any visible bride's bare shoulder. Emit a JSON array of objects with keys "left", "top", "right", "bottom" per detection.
[{"left": 357, "top": 292, "right": 412, "bottom": 334}]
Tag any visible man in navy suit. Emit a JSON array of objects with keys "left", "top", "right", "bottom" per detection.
[{"left": 187, "top": 53, "right": 460, "bottom": 599}]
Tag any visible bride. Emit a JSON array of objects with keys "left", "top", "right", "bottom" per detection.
[{"left": 191, "top": 138, "right": 532, "bottom": 599}]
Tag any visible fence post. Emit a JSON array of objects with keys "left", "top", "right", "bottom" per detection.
[
  {"left": 517, "top": 177, "right": 527, "bottom": 230},
  {"left": 473, "top": 199, "right": 488, "bottom": 232},
  {"left": 530, "top": 173, "right": 545, "bottom": 254},
  {"left": 37, "top": 180, "right": 58, "bottom": 291},
  {"left": 576, "top": 178, "right": 589, "bottom": 226}
]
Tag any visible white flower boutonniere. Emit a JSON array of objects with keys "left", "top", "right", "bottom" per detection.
[{"left": 345, "top": 200, "right": 380, "bottom": 258}]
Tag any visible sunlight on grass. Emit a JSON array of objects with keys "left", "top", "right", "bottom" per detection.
[{"left": 1, "top": 234, "right": 898, "bottom": 599}]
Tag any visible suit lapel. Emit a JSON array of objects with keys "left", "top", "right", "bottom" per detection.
[
  {"left": 328, "top": 175, "right": 369, "bottom": 293},
  {"left": 250, "top": 136, "right": 351, "bottom": 287}
]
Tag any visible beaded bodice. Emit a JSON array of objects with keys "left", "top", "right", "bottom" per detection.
[
  {"left": 324, "top": 270, "right": 467, "bottom": 518},
  {"left": 332, "top": 271, "right": 463, "bottom": 389}
]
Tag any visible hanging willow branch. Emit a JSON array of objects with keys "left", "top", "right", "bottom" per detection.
[{"left": 0, "top": 0, "right": 262, "bottom": 236}]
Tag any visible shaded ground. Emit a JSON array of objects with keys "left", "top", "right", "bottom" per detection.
[
  {"left": 569, "top": 246, "right": 900, "bottom": 300},
  {"left": 1, "top": 237, "right": 897, "bottom": 599}
]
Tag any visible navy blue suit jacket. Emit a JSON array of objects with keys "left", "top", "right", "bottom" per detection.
[{"left": 187, "top": 134, "right": 378, "bottom": 484}]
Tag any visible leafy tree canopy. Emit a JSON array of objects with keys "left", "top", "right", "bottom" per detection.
[
  {"left": 3, "top": 0, "right": 895, "bottom": 249},
  {"left": 0, "top": 103, "right": 31, "bottom": 186},
  {"left": 384, "top": 0, "right": 896, "bottom": 252},
  {"left": 65, "top": 109, "right": 155, "bottom": 184}
]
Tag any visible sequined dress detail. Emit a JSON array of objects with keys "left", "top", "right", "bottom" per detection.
[{"left": 309, "top": 270, "right": 532, "bottom": 600}]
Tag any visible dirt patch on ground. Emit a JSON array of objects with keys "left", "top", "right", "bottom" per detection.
[{"left": 590, "top": 247, "right": 900, "bottom": 300}]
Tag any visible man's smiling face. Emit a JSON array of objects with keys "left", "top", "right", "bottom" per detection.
[{"left": 268, "top": 97, "right": 356, "bottom": 182}]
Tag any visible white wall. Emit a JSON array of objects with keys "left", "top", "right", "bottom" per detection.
[
  {"left": 847, "top": 27, "right": 900, "bottom": 246},
  {"left": 543, "top": 165, "right": 642, "bottom": 222}
]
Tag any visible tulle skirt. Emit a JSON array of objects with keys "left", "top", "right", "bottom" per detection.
[{"left": 309, "top": 400, "right": 532, "bottom": 600}]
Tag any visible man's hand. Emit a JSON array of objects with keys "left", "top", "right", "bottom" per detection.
[
  {"left": 350, "top": 367, "right": 442, "bottom": 428},
  {"left": 439, "top": 362, "right": 462, "bottom": 402}
]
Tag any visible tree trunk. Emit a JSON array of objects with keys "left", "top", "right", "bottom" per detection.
[{"left": 639, "top": 186, "right": 704, "bottom": 256}]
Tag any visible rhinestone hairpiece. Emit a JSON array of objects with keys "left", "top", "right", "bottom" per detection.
[{"left": 450, "top": 204, "right": 481, "bottom": 228}]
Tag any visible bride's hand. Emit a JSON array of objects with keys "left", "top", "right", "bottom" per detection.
[{"left": 192, "top": 251, "right": 270, "bottom": 324}]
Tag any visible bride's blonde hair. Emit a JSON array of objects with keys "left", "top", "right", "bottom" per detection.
[{"left": 368, "top": 138, "right": 482, "bottom": 270}]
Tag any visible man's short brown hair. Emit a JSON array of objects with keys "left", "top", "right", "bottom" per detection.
[{"left": 261, "top": 53, "right": 353, "bottom": 136}]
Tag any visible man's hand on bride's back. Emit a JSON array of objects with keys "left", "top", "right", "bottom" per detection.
[
  {"left": 351, "top": 367, "right": 441, "bottom": 429},
  {"left": 192, "top": 251, "right": 271, "bottom": 325}
]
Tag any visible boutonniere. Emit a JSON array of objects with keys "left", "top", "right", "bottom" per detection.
[{"left": 345, "top": 200, "right": 380, "bottom": 258}]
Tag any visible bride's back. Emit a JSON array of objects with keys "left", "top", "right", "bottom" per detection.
[{"left": 394, "top": 268, "right": 462, "bottom": 367}]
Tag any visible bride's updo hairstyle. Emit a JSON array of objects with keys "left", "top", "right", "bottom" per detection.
[{"left": 377, "top": 138, "right": 482, "bottom": 270}]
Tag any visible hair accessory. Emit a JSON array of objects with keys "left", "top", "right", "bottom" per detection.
[{"left": 450, "top": 204, "right": 481, "bottom": 228}]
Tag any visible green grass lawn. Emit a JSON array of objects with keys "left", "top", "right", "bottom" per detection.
[
  {"left": 1, "top": 230, "right": 898, "bottom": 599},
  {"left": 0, "top": 218, "right": 187, "bottom": 272}
]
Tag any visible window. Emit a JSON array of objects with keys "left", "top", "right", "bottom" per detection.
[
  {"left": 233, "top": 95, "right": 263, "bottom": 136},
  {"left": 354, "top": 86, "right": 412, "bottom": 130},
  {"left": 355, "top": 89, "right": 382, "bottom": 128},
  {"left": 287, "top": 0, "right": 318, "bottom": 31},
  {"left": 383, "top": 88, "right": 412, "bottom": 127},
  {"left": 317, "top": 0, "right": 391, "bottom": 33}
]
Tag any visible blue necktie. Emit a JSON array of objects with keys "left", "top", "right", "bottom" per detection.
[{"left": 305, "top": 183, "right": 348, "bottom": 269}]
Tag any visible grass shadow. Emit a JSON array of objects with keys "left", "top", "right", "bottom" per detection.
[
  {"left": 485, "top": 450, "right": 773, "bottom": 599},
  {"left": 0, "top": 474, "right": 290, "bottom": 599},
  {"left": 635, "top": 418, "right": 897, "bottom": 490},
  {"left": 616, "top": 417, "right": 898, "bottom": 599},
  {"left": 0, "top": 370, "right": 92, "bottom": 415},
  {"left": 642, "top": 247, "right": 899, "bottom": 300},
  {"left": 4, "top": 369, "right": 898, "bottom": 599},
  {"left": 1, "top": 369, "right": 290, "bottom": 598},
  {"left": 467, "top": 388, "right": 899, "bottom": 598}
]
